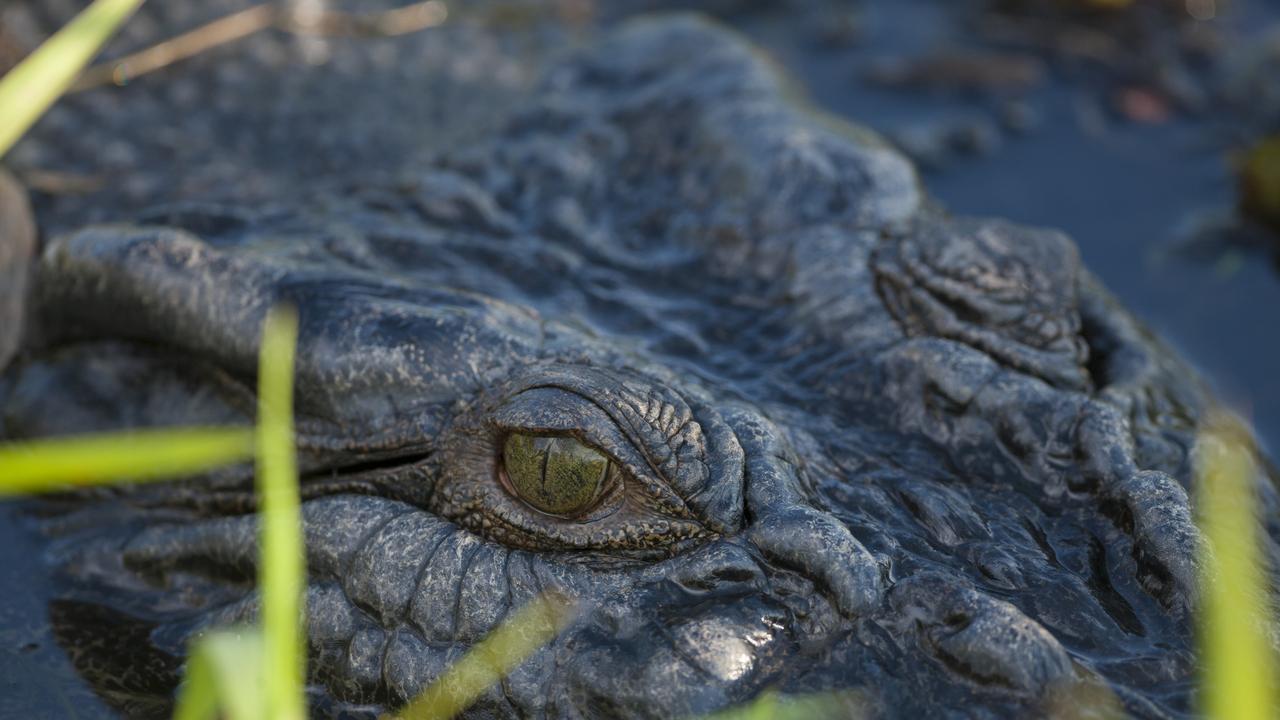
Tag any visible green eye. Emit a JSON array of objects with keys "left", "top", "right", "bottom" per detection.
[{"left": 501, "top": 433, "right": 610, "bottom": 517}]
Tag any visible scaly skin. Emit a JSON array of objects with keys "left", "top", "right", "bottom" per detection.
[{"left": 2, "top": 16, "right": 1267, "bottom": 719}]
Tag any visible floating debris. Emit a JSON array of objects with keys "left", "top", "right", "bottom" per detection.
[{"left": 1115, "top": 85, "right": 1171, "bottom": 123}]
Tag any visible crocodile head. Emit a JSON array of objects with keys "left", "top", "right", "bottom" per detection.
[{"left": 2, "top": 15, "right": 1255, "bottom": 719}]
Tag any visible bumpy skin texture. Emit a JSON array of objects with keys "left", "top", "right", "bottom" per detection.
[{"left": 1, "top": 16, "right": 1264, "bottom": 719}]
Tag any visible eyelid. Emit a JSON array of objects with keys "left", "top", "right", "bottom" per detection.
[
  {"left": 491, "top": 387, "right": 697, "bottom": 520},
  {"left": 494, "top": 366, "right": 745, "bottom": 533},
  {"left": 433, "top": 365, "right": 743, "bottom": 553}
]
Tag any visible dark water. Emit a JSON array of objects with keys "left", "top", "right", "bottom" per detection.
[
  {"left": 3, "top": 1, "right": 1280, "bottom": 716},
  {"left": 0, "top": 506, "right": 112, "bottom": 718}
]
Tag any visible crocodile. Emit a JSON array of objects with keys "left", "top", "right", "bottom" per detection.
[{"left": 1, "top": 15, "right": 1267, "bottom": 719}]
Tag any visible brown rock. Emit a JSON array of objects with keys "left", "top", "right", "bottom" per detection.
[{"left": 0, "top": 168, "right": 35, "bottom": 368}]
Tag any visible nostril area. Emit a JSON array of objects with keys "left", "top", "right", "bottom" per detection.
[
  {"left": 890, "top": 572, "right": 1073, "bottom": 695},
  {"left": 664, "top": 542, "right": 766, "bottom": 596},
  {"left": 708, "top": 564, "right": 760, "bottom": 584},
  {"left": 675, "top": 566, "right": 757, "bottom": 593},
  {"left": 748, "top": 507, "right": 885, "bottom": 617},
  {"left": 726, "top": 404, "right": 885, "bottom": 617}
]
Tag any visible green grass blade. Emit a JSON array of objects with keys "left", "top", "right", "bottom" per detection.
[
  {"left": 693, "top": 690, "right": 868, "bottom": 720},
  {"left": 394, "top": 592, "right": 576, "bottom": 720},
  {"left": 1042, "top": 675, "right": 1127, "bottom": 719},
  {"left": 704, "top": 691, "right": 779, "bottom": 720},
  {"left": 0, "top": 427, "right": 254, "bottom": 495},
  {"left": 1197, "top": 413, "right": 1277, "bottom": 719},
  {"left": 256, "top": 306, "right": 306, "bottom": 720},
  {"left": 173, "top": 629, "right": 266, "bottom": 720},
  {"left": 0, "top": 0, "right": 145, "bottom": 158}
]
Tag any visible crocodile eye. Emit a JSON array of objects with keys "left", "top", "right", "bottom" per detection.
[
  {"left": 501, "top": 433, "right": 610, "bottom": 517},
  {"left": 434, "top": 368, "right": 744, "bottom": 555}
]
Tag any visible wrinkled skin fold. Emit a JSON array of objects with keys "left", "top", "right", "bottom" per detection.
[{"left": 3, "top": 15, "right": 1277, "bottom": 719}]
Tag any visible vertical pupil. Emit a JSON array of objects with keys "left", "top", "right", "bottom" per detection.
[{"left": 502, "top": 434, "right": 608, "bottom": 516}]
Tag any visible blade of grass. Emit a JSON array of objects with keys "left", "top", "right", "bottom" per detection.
[
  {"left": 173, "top": 629, "right": 266, "bottom": 720},
  {"left": 693, "top": 690, "right": 868, "bottom": 720},
  {"left": 71, "top": 4, "right": 275, "bottom": 92},
  {"left": 1197, "top": 413, "right": 1276, "bottom": 719},
  {"left": 707, "top": 691, "right": 779, "bottom": 720},
  {"left": 256, "top": 306, "right": 306, "bottom": 720},
  {"left": 1042, "top": 674, "right": 1127, "bottom": 719},
  {"left": 71, "top": 1, "right": 449, "bottom": 92},
  {"left": 0, "top": 0, "right": 144, "bottom": 158},
  {"left": 392, "top": 592, "right": 576, "bottom": 720},
  {"left": 0, "top": 427, "right": 253, "bottom": 495}
]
